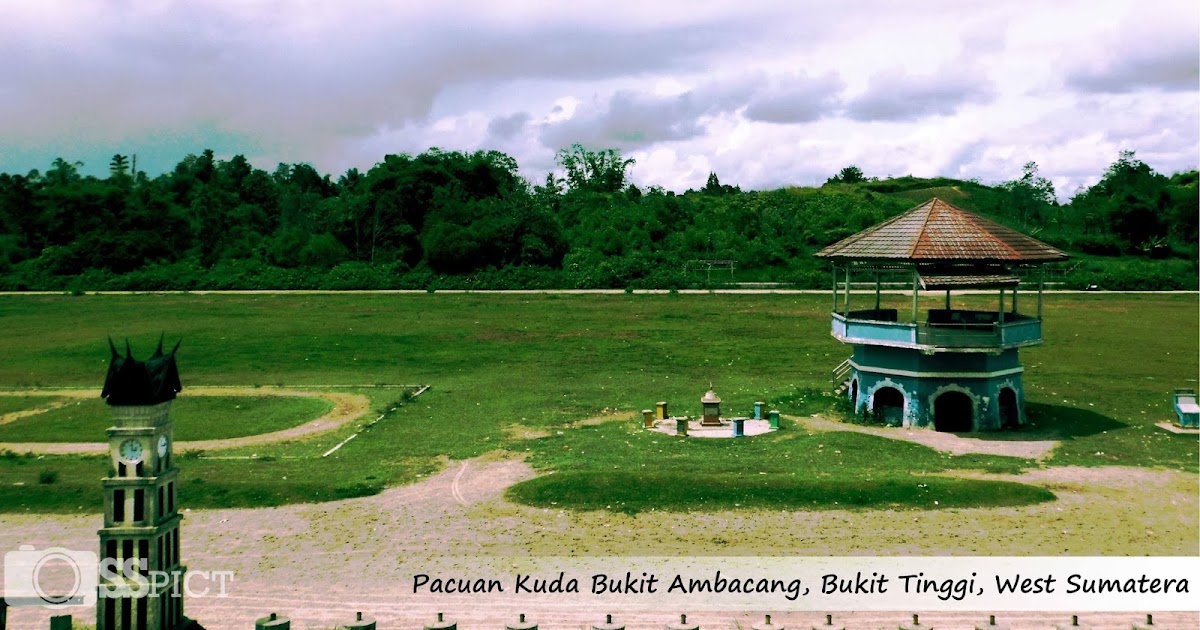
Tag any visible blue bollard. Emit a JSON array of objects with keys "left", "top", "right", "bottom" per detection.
[
  {"left": 733, "top": 418, "right": 745, "bottom": 437},
  {"left": 754, "top": 401, "right": 764, "bottom": 420}
]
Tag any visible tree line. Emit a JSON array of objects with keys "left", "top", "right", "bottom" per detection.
[{"left": 0, "top": 145, "right": 1195, "bottom": 291}]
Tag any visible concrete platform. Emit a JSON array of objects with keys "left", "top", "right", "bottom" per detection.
[
  {"left": 1155, "top": 421, "right": 1200, "bottom": 435},
  {"left": 646, "top": 418, "right": 776, "bottom": 438}
]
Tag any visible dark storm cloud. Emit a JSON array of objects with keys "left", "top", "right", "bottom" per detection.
[
  {"left": 538, "top": 80, "right": 760, "bottom": 151},
  {"left": 742, "top": 72, "right": 845, "bottom": 123},
  {"left": 1065, "top": 39, "right": 1200, "bottom": 94},
  {"left": 538, "top": 90, "right": 710, "bottom": 150},
  {"left": 0, "top": 1, "right": 780, "bottom": 172},
  {"left": 487, "top": 113, "right": 532, "bottom": 141},
  {"left": 844, "top": 69, "right": 994, "bottom": 121}
]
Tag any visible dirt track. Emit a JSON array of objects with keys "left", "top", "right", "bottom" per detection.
[{"left": 0, "top": 387, "right": 370, "bottom": 454}]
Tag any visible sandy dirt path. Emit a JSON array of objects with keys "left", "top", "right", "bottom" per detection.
[
  {"left": 2, "top": 452, "right": 1195, "bottom": 630},
  {"left": 0, "top": 387, "right": 370, "bottom": 454},
  {"left": 0, "top": 398, "right": 73, "bottom": 425}
]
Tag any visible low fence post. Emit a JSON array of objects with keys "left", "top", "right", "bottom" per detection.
[{"left": 255, "top": 612, "right": 291, "bottom": 630}]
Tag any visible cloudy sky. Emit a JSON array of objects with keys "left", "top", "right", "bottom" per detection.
[{"left": 1, "top": 0, "right": 1197, "bottom": 199}]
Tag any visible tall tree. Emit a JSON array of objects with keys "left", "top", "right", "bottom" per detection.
[
  {"left": 555, "top": 144, "right": 635, "bottom": 194},
  {"left": 1000, "top": 161, "right": 1056, "bottom": 228}
]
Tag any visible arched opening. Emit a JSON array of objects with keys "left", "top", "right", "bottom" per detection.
[
  {"left": 872, "top": 386, "right": 904, "bottom": 426},
  {"left": 933, "top": 391, "right": 974, "bottom": 432},
  {"left": 999, "top": 387, "right": 1019, "bottom": 429},
  {"left": 849, "top": 379, "right": 859, "bottom": 412}
]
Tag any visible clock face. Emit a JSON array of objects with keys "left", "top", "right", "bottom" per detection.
[
  {"left": 118, "top": 439, "right": 144, "bottom": 464},
  {"left": 157, "top": 435, "right": 169, "bottom": 458}
]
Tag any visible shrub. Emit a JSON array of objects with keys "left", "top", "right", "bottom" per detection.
[{"left": 38, "top": 470, "right": 58, "bottom": 485}]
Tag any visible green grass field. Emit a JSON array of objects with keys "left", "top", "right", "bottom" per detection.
[
  {"left": 0, "top": 395, "right": 332, "bottom": 442},
  {"left": 0, "top": 292, "right": 1194, "bottom": 514}
]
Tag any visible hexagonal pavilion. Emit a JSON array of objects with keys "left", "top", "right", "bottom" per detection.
[{"left": 815, "top": 198, "right": 1068, "bottom": 431}]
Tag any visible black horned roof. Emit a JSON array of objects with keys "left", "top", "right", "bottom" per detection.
[{"left": 101, "top": 336, "right": 183, "bottom": 406}]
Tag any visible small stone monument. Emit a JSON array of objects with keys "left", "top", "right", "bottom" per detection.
[{"left": 701, "top": 389, "right": 722, "bottom": 426}]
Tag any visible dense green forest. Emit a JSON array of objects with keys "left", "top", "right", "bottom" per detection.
[{"left": 0, "top": 146, "right": 1195, "bottom": 291}]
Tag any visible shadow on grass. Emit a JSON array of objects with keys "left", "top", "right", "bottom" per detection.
[
  {"left": 960, "top": 403, "right": 1127, "bottom": 442},
  {"left": 506, "top": 471, "right": 1054, "bottom": 515}
]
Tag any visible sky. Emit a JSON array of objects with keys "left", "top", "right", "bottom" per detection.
[{"left": 1, "top": 0, "right": 1197, "bottom": 199}]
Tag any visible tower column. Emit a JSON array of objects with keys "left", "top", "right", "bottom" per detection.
[{"left": 97, "top": 339, "right": 185, "bottom": 630}]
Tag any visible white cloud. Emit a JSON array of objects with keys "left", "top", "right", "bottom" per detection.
[{"left": 0, "top": 0, "right": 1194, "bottom": 193}]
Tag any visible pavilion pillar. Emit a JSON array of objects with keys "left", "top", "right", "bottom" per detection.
[
  {"left": 843, "top": 265, "right": 851, "bottom": 316},
  {"left": 998, "top": 288, "right": 1005, "bottom": 321},
  {"left": 1037, "top": 269, "right": 1045, "bottom": 320},
  {"left": 874, "top": 272, "right": 881, "bottom": 311},
  {"left": 1012, "top": 284, "right": 1019, "bottom": 315},
  {"left": 831, "top": 265, "right": 838, "bottom": 313},
  {"left": 910, "top": 269, "right": 919, "bottom": 323},
  {"left": 944, "top": 289, "right": 951, "bottom": 310}
]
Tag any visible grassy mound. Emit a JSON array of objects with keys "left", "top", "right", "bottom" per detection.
[{"left": 506, "top": 420, "right": 1052, "bottom": 513}]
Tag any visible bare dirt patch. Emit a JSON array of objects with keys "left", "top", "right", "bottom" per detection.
[
  {"left": 0, "top": 387, "right": 370, "bottom": 454},
  {"left": 1, "top": 452, "right": 1195, "bottom": 629},
  {"left": 1, "top": 450, "right": 1196, "bottom": 629}
]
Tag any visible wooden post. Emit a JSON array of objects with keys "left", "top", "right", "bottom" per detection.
[{"left": 907, "top": 266, "right": 916, "bottom": 321}]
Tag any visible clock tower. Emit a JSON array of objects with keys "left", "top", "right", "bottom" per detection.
[{"left": 97, "top": 339, "right": 186, "bottom": 630}]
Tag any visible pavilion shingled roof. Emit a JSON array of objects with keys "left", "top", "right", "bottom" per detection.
[{"left": 814, "top": 198, "right": 1068, "bottom": 263}]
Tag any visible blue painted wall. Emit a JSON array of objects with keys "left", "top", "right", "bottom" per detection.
[{"left": 846, "top": 347, "right": 1026, "bottom": 431}]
